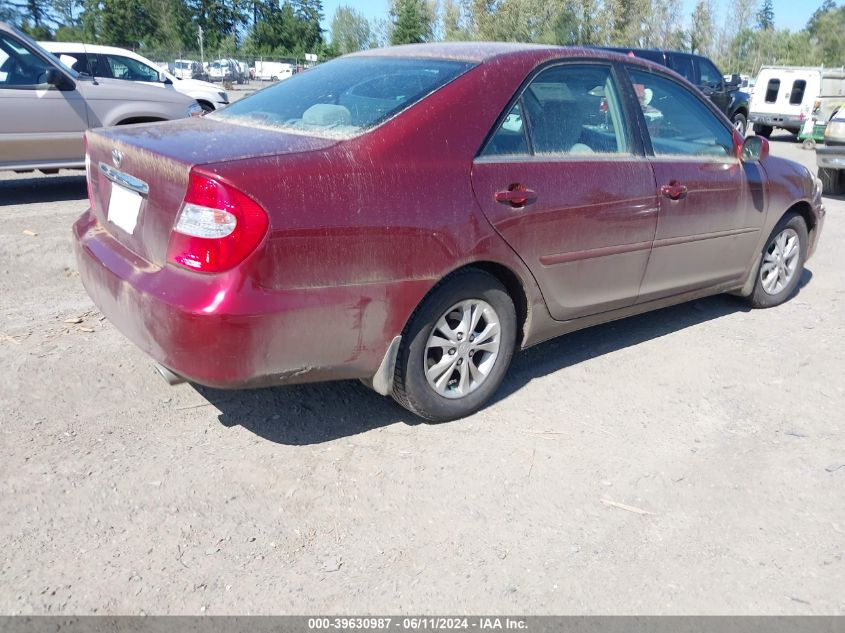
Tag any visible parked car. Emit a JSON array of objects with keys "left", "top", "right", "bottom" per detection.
[
  {"left": 74, "top": 43, "right": 825, "bottom": 422},
  {"left": 750, "top": 65, "right": 845, "bottom": 138},
  {"left": 40, "top": 42, "right": 229, "bottom": 112},
  {"left": 0, "top": 22, "right": 202, "bottom": 172},
  {"left": 601, "top": 47, "right": 751, "bottom": 134},
  {"left": 817, "top": 104, "right": 845, "bottom": 194},
  {"left": 208, "top": 58, "right": 237, "bottom": 82},
  {"left": 173, "top": 58, "right": 200, "bottom": 80},
  {"left": 253, "top": 60, "right": 293, "bottom": 82}
]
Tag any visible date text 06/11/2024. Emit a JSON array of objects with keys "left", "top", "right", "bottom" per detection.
[{"left": 307, "top": 618, "right": 529, "bottom": 630}]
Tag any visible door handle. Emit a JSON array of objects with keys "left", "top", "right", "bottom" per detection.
[
  {"left": 495, "top": 185, "right": 537, "bottom": 208},
  {"left": 660, "top": 181, "right": 688, "bottom": 200}
]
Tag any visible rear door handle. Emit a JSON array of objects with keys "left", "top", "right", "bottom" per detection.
[
  {"left": 660, "top": 181, "right": 688, "bottom": 200},
  {"left": 495, "top": 185, "right": 537, "bottom": 208}
]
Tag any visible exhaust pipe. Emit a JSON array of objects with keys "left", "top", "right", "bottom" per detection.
[{"left": 153, "top": 363, "right": 186, "bottom": 386}]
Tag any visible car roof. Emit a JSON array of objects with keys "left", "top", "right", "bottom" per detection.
[
  {"left": 348, "top": 42, "right": 639, "bottom": 65},
  {"left": 39, "top": 41, "right": 141, "bottom": 56}
]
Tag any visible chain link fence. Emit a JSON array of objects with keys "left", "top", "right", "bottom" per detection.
[{"left": 135, "top": 49, "right": 318, "bottom": 86}]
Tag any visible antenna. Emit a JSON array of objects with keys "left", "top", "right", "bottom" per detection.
[{"left": 81, "top": 41, "right": 98, "bottom": 85}]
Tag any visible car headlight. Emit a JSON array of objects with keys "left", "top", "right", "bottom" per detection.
[
  {"left": 187, "top": 103, "right": 204, "bottom": 118},
  {"left": 825, "top": 120, "right": 845, "bottom": 141},
  {"left": 218, "top": 91, "right": 228, "bottom": 103}
]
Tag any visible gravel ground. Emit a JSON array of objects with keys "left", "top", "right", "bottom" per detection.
[{"left": 0, "top": 135, "right": 843, "bottom": 615}]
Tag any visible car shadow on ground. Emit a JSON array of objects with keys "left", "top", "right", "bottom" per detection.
[
  {"left": 0, "top": 173, "right": 86, "bottom": 205},
  {"left": 766, "top": 132, "right": 799, "bottom": 144},
  {"left": 199, "top": 270, "right": 812, "bottom": 446}
]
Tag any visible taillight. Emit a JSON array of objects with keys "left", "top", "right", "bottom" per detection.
[
  {"left": 83, "top": 134, "right": 96, "bottom": 212},
  {"left": 167, "top": 170, "right": 268, "bottom": 273}
]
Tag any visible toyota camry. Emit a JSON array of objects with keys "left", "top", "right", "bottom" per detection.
[{"left": 74, "top": 43, "right": 825, "bottom": 422}]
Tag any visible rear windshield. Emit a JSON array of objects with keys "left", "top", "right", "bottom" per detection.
[{"left": 213, "top": 56, "right": 474, "bottom": 139}]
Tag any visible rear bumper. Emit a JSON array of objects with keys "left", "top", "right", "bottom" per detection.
[
  {"left": 816, "top": 146, "right": 845, "bottom": 170},
  {"left": 73, "top": 210, "right": 410, "bottom": 389},
  {"left": 750, "top": 112, "right": 803, "bottom": 130}
]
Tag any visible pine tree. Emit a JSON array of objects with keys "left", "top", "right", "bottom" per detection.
[
  {"left": 756, "top": 0, "right": 774, "bottom": 30},
  {"left": 390, "top": 0, "right": 433, "bottom": 44}
]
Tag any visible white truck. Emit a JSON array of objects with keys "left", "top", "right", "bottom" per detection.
[
  {"left": 253, "top": 61, "right": 293, "bottom": 82},
  {"left": 750, "top": 65, "right": 845, "bottom": 137}
]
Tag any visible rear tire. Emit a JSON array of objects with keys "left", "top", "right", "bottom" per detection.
[
  {"left": 392, "top": 269, "right": 517, "bottom": 423},
  {"left": 754, "top": 124, "right": 773, "bottom": 138},
  {"left": 748, "top": 212, "right": 807, "bottom": 309},
  {"left": 818, "top": 167, "right": 844, "bottom": 195}
]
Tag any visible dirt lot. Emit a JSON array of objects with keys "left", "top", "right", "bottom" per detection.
[{"left": 1, "top": 136, "right": 843, "bottom": 615}]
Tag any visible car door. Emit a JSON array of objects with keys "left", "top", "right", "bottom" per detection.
[
  {"left": 471, "top": 62, "right": 659, "bottom": 321},
  {"left": 695, "top": 56, "right": 729, "bottom": 114},
  {"left": 626, "top": 66, "right": 763, "bottom": 302},
  {"left": 0, "top": 32, "right": 89, "bottom": 168},
  {"left": 103, "top": 53, "right": 162, "bottom": 88}
]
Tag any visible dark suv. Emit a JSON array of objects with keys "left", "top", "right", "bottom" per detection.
[{"left": 602, "top": 48, "right": 751, "bottom": 134}]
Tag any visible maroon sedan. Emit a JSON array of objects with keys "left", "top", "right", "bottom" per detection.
[{"left": 74, "top": 43, "right": 825, "bottom": 422}]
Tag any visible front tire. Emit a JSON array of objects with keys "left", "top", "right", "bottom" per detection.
[
  {"left": 748, "top": 212, "right": 807, "bottom": 309},
  {"left": 731, "top": 113, "right": 747, "bottom": 135},
  {"left": 818, "top": 167, "right": 844, "bottom": 195},
  {"left": 392, "top": 269, "right": 517, "bottom": 422}
]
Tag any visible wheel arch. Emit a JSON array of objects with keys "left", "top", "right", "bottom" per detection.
[
  {"left": 784, "top": 200, "right": 816, "bottom": 238},
  {"left": 401, "top": 261, "right": 530, "bottom": 348}
]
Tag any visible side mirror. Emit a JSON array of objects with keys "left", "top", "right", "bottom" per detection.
[
  {"left": 742, "top": 136, "right": 769, "bottom": 162},
  {"left": 44, "top": 67, "right": 64, "bottom": 88},
  {"left": 41, "top": 67, "right": 74, "bottom": 90},
  {"left": 158, "top": 70, "right": 172, "bottom": 84}
]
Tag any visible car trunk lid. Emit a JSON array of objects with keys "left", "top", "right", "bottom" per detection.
[{"left": 86, "top": 116, "right": 338, "bottom": 266}]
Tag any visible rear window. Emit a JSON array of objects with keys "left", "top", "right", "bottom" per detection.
[
  {"left": 765, "top": 79, "right": 780, "bottom": 103},
  {"left": 789, "top": 80, "right": 806, "bottom": 105},
  {"left": 213, "top": 56, "right": 474, "bottom": 138}
]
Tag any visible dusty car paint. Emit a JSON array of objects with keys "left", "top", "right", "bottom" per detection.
[{"left": 73, "top": 43, "right": 825, "bottom": 393}]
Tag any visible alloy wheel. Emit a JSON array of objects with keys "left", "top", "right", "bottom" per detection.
[
  {"left": 424, "top": 299, "right": 501, "bottom": 399},
  {"left": 760, "top": 227, "right": 800, "bottom": 295}
]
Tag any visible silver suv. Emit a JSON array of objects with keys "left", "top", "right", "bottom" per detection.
[{"left": 0, "top": 22, "right": 201, "bottom": 172}]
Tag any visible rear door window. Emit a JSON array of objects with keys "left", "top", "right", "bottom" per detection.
[
  {"left": 482, "top": 63, "right": 631, "bottom": 157},
  {"left": 628, "top": 67, "right": 734, "bottom": 158}
]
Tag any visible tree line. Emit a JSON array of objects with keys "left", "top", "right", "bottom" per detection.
[{"left": 3, "top": 0, "right": 844, "bottom": 73}]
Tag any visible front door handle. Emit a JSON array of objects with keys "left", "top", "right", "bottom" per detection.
[
  {"left": 660, "top": 181, "right": 688, "bottom": 200},
  {"left": 495, "top": 184, "right": 537, "bottom": 208}
]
